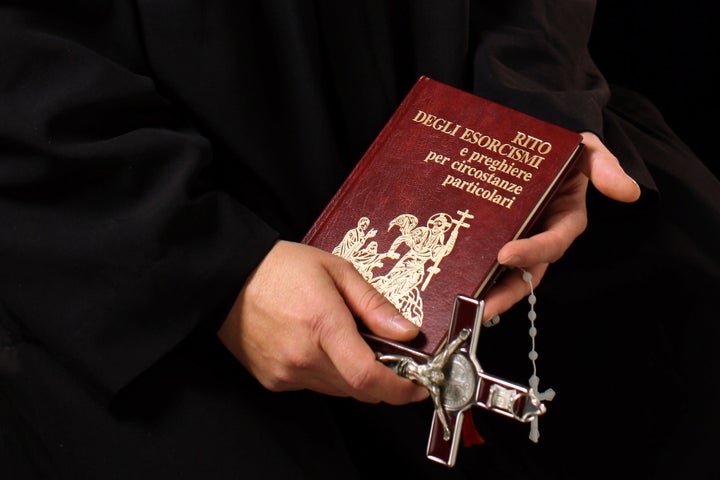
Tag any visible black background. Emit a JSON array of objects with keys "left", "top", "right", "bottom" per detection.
[{"left": 590, "top": 1, "right": 717, "bottom": 178}]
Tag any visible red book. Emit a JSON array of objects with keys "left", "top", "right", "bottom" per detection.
[{"left": 303, "top": 76, "right": 583, "bottom": 356}]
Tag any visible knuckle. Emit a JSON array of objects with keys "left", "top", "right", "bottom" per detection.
[
  {"left": 258, "top": 370, "right": 289, "bottom": 392},
  {"left": 306, "top": 310, "right": 330, "bottom": 345},
  {"left": 285, "top": 348, "right": 313, "bottom": 371},
  {"left": 357, "top": 286, "right": 387, "bottom": 315},
  {"left": 345, "top": 364, "right": 376, "bottom": 392},
  {"left": 575, "top": 214, "right": 589, "bottom": 235}
]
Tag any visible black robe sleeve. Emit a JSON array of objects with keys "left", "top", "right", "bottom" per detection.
[
  {"left": 465, "top": 0, "right": 663, "bottom": 190},
  {"left": 1, "top": 2, "right": 717, "bottom": 478},
  {"left": 469, "top": 0, "right": 608, "bottom": 133},
  {"left": 0, "top": 3, "right": 278, "bottom": 400}
]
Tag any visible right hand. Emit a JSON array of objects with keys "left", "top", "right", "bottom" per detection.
[
  {"left": 217, "top": 240, "right": 429, "bottom": 405},
  {"left": 486, "top": 132, "right": 641, "bottom": 319}
]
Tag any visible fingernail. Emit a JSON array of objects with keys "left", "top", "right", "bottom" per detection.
[
  {"left": 498, "top": 254, "right": 520, "bottom": 265},
  {"left": 390, "top": 313, "right": 419, "bottom": 334}
]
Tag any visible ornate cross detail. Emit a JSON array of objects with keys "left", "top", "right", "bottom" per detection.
[{"left": 367, "top": 294, "right": 547, "bottom": 467}]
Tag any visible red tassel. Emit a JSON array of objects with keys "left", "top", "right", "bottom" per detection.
[{"left": 461, "top": 411, "right": 485, "bottom": 447}]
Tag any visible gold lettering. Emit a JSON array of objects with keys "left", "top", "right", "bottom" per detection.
[
  {"left": 511, "top": 131, "right": 552, "bottom": 155},
  {"left": 423, "top": 150, "right": 451, "bottom": 165},
  {"left": 458, "top": 128, "right": 545, "bottom": 169},
  {"left": 412, "top": 110, "right": 462, "bottom": 137}
]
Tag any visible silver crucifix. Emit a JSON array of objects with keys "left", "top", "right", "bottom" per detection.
[{"left": 366, "top": 294, "right": 548, "bottom": 467}]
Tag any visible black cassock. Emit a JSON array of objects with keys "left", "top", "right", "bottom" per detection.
[{"left": 1, "top": 1, "right": 718, "bottom": 479}]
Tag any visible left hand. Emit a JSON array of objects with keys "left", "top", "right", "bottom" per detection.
[{"left": 481, "top": 131, "right": 641, "bottom": 320}]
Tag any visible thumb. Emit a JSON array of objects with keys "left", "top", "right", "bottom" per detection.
[
  {"left": 580, "top": 132, "right": 641, "bottom": 203},
  {"left": 333, "top": 259, "right": 420, "bottom": 342}
]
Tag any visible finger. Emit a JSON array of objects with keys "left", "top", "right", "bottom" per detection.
[
  {"left": 272, "top": 351, "right": 360, "bottom": 398},
  {"left": 578, "top": 132, "right": 641, "bottom": 203},
  {"left": 330, "top": 255, "right": 420, "bottom": 342},
  {"left": 254, "top": 304, "right": 420, "bottom": 404},
  {"left": 239, "top": 324, "right": 351, "bottom": 397},
  {"left": 317, "top": 313, "right": 428, "bottom": 404},
  {"left": 498, "top": 169, "right": 588, "bottom": 267},
  {"left": 497, "top": 205, "right": 586, "bottom": 267},
  {"left": 307, "top": 260, "right": 428, "bottom": 404},
  {"left": 482, "top": 264, "right": 547, "bottom": 320}
]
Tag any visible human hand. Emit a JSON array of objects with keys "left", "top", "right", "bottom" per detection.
[
  {"left": 218, "top": 240, "right": 429, "bottom": 404},
  {"left": 482, "top": 131, "right": 641, "bottom": 319}
]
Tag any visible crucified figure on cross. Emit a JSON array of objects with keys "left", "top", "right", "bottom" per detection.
[
  {"left": 377, "top": 328, "right": 471, "bottom": 440},
  {"left": 367, "top": 295, "right": 549, "bottom": 467}
]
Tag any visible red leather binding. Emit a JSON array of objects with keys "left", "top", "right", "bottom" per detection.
[{"left": 303, "top": 76, "right": 583, "bottom": 356}]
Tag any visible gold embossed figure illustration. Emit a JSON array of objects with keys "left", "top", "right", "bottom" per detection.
[
  {"left": 332, "top": 216, "right": 377, "bottom": 260},
  {"left": 333, "top": 210, "right": 473, "bottom": 326},
  {"left": 370, "top": 210, "right": 473, "bottom": 326},
  {"left": 332, "top": 210, "right": 473, "bottom": 327},
  {"left": 352, "top": 241, "right": 387, "bottom": 280}
]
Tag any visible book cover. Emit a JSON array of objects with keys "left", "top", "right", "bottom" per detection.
[{"left": 303, "top": 76, "right": 583, "bottom": 356}]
